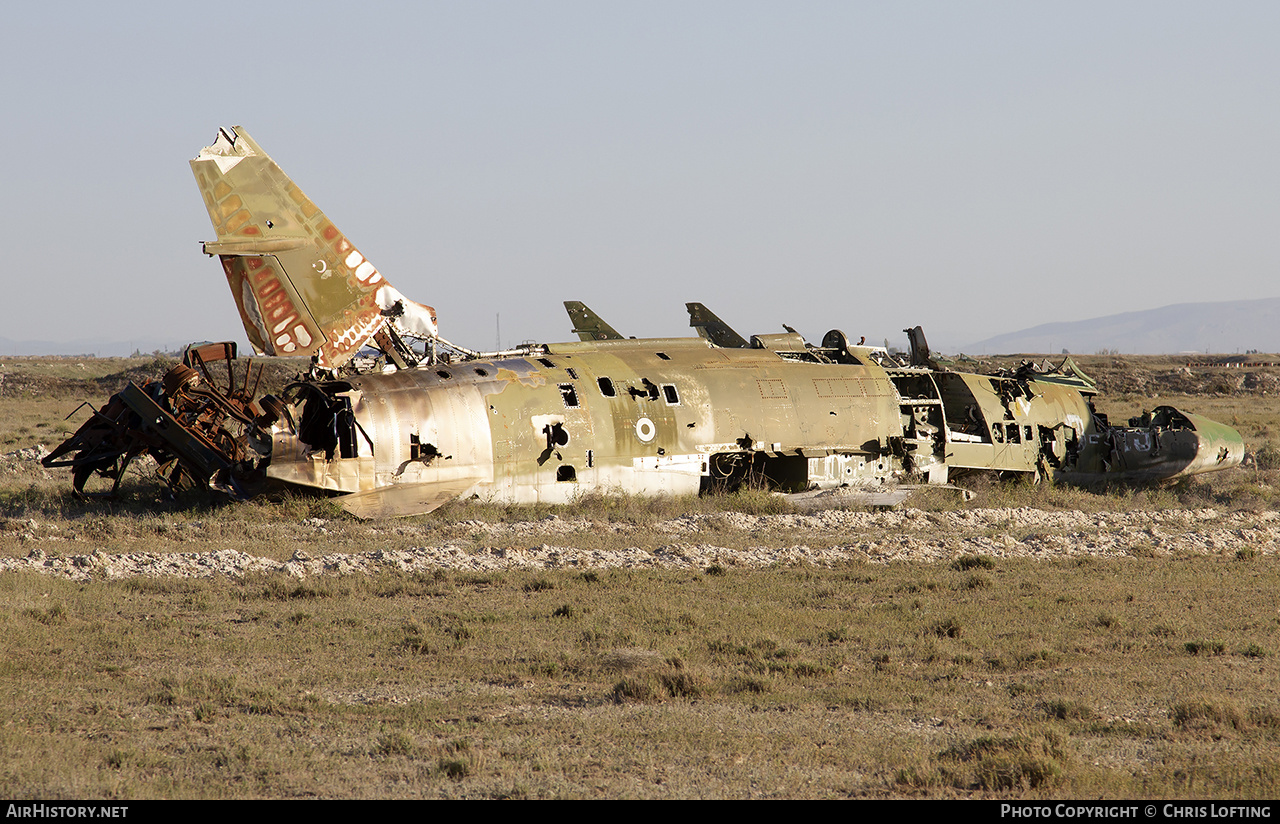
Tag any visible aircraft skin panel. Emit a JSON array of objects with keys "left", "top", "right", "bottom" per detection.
[{"left": 269, "top": 365, "right": 499, "bottom": 496}]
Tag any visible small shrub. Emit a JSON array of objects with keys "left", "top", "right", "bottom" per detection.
[
  {"left": 928, "top": 618, "right": 962, "bottom": 639},
  {"left": 658, "top": 669, "right": 704, "bottom": 698},
  {"left": 1017, "top": 649, "right": 1055, "bottom": 667},
  {"left": 974, "top": 757, "right": 1061, "bottom": 791},
  {"left": 439, "top": 758, "right": 471, "bottom": 779},
  {"left": 23, "top": 603, "right": 67, "bottom": 625},
  {"left": 952, "top": 554, "right": 995, "bottom": 571},
  {"left": 1171, "top": 701, "right": 1243, "bottom": 730},
  {"left": 611, "top": 675, "right": 660, "bottom": 703},
  {"left": 260, "top": 577, "right": 348, "bottom": 600},
  {"left": 612, "top": 666, "right": 706, "bottom": 701},
  {"left": 1043, "top": 698, "right": 1092, "bottom": 721},
  {"left": 442, "top": 736, "right": 478, "bottom": 777},
  {"left": 894, "top": 766, "right": 937, "bottom": 789},
  {"left": 724, "top": 676, "right": 769, "bottom": 694},
  {"left": 939, "top": 732, "right": 1067, "bottom": 791},
  {"left": 1248, "top": 707, "right": 1280, "bottom": 728},
  {"left": 1253, "top": 444, "right": 1280, "bottom": 470},
  {"left": 372, "top": 731, "right": 417, "bottom": 758}
]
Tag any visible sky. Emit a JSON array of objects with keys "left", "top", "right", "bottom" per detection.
[{"left": 3, "top": 1, "right": 1279, "bottom": 354}]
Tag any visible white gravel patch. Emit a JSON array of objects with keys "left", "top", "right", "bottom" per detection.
[{"left": 3, "top": 508, "right": 1277, "bottom": 581}]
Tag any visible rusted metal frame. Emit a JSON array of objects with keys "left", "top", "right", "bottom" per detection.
[
  {"left": 183, "top": 341, "right": 265, "bottom": 413},
  {"left": 72, "top": 440, "right": 149, "bottom": 499},
  {"left": 184, "top": 342, "right": 236, "bottom": 393},
  {"left": 116, "top": 382, "right": 237, "bottom": 493},
  {"left": 372, "top": 327, "right": 411, "bottom": 370},
  {"left": 42, "top": 397, "right": 138, "bottom": 469},
  {"left": 176, "top": 384, "right": 260, "bottom": 431},
  {"left": 246, "top": 360, "right": 262, "bottom": 401},
  {"left": 44, "top": 391, "right": 175, "bottom": 498}
]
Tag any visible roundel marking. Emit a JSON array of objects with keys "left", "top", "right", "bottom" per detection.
[{"left": 635, "top": 417, "right": 656, "bottom": 443}]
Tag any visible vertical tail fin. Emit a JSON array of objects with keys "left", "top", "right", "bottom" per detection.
[
  {"left": 564, "top": 301, "right": 624, "bottom": 341},
  {"left": 190, "top": 126, "right": 436, "bottom": 368},
  {"left": 686, "top": 302, "right": 748, "bottom": 348}
]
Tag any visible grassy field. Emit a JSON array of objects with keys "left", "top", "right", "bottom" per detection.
[
  {"left": 2, "top": 354, "right": 1280, "bottom": 798},
  {"left": 4, "top": 552, "right": 1280, "bottom": 798}
]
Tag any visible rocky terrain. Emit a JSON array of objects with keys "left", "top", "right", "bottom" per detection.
[{"left": 3, "top": 505, "right": 1274, "bottom": 581}]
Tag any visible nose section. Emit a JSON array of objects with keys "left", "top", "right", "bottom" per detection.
[{"left": 1187, "top": 415, "right": 1245, "bottom": 476}]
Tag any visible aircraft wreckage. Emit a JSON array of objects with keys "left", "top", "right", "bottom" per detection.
[{"left": 44, "top": 126, "right": 1246, "bottom": 517}]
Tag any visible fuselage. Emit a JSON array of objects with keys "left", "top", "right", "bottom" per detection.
[{"left": 263, "top": 335, "right": 1244, "bottom": 517}]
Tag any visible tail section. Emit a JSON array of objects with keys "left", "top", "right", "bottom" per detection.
[
  {"left": 686, "top": 302, "right": 748, "bottom": 348},
  {"left": 191, "top": 126, "right": 436, "bottom": 368},
  {"left": 564, "top": 301, "right": 624, "bottom": 341}
]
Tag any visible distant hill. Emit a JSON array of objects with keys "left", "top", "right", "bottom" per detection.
[
  {"left": 960, "top": 298, "right": 1280, "bottom": 355},
  {"left": 0, "top": 338, "right": 187, "bottom": 358}
]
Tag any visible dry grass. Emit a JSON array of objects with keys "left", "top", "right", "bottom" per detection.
[{"left": 3, "top": 555, "right": 1280, "bottom": 798}]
